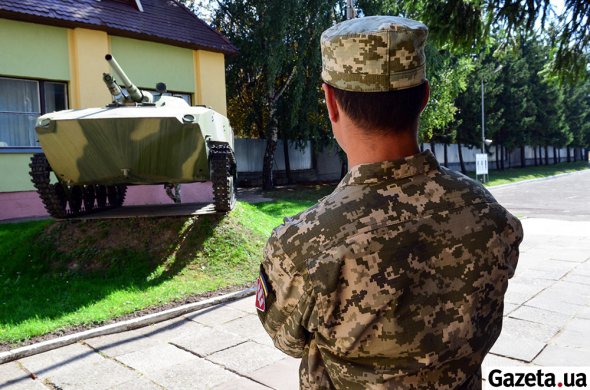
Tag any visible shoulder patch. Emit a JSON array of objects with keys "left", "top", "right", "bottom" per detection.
[{"left": 255, "top": 272, "right": 269, "bottom": 312}]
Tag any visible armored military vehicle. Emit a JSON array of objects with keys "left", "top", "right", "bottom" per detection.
[{"left": 30, "top": 54, "right": 236, "bottom": 219}]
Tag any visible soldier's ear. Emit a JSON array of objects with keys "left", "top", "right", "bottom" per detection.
[
  {"left": 420, "top": 81, "right": 430, "bottom": 113},
  {"left": 322, "top": 83, "right": 339, "bottom": 123}
]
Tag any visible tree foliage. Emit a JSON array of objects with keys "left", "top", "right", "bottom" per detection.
[
  {"left": 356, "top": 0, "right": 589, "bottom": 82},
  {"left": 453, "top": 33, "right": 586, "bottom": 169},
  {"left": 209, "top": 0, "right": 340, "bottom": 188},
  {"left": 420, "top": 47, "right": 473, "bottom": 143}
]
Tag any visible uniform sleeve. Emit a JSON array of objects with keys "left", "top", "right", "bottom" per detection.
[
  {"left": 505, "top": 215, "right": 524, "bottom": 279},
  {"left": 256, "top": 230, "right": 314, "bottom": 358}
]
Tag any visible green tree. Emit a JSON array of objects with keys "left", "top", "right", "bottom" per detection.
[
  {"left": 356, "top": 0, "right": 589, "bottom": 82},
  {"left": 420, "top": 47, "right": 473, "bottom": 167},
  {"left": 494, "top": 43, "right": 536, "bottom": 168},
  {"left": 212, "top": 0, "right": 338, "bottom": 189},
  {"left": 524, "top": 38, "right": 571, "bottom": 165},
  {"left": 454, "top": 54, "right": 505, "bottom": 171},
  {"left": 563, "top": 81, "right": 590, "bottom": 161}
]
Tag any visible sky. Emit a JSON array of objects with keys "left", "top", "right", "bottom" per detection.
[{"left": 551, "top": 0, "right": 565, "bottom": 15}]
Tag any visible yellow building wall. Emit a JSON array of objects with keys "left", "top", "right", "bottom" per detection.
[
  {"left": 68, "top": 28, "right": 111, "bottom": 108},
  {"left": 194, "top": 50, "right": 227, "bottom": 116},
  {"left": 0, "top": 18, "right": 69, "bottom": 80},
  {"left": 0, "top": 154, "right": 36, "bottom": 192},
  {"left": 110, "top": 36, "right": 195, "bottom": 92}
]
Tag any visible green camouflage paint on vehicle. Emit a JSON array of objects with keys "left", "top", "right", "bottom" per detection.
[{"left": 31, "top": 54, "right": 236, "bottom": 218}]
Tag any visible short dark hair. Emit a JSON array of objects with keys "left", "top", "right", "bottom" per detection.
[{"left": 331, "top": 82, "right": 428, "bottom": 134}]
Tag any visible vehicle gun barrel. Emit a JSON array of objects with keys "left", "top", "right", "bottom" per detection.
[
  {"left": 102, "top": 73, "right": 123, "bottom": 98},
  {"left": 105, "top": 54, "right": 144, "bottom": 103}
]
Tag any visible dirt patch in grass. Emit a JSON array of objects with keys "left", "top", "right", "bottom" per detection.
[
  {"left": 41, "top": 215, "right": 224, "bottom": 274},
  {"left": 47, "top": 217, "right": 183, "bottom": 259}
]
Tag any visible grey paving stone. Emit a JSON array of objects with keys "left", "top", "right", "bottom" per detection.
[
  {"left": 523, "top": 258, "right": 578, "bottom": 272},
  {"left": 575, "top": 306, "right": 590, "bottom": 320},
  {"left": 509, "top": 305, "right": 572, "bottom": 328},
  {"left": 544, "top": 248, "right": 590, "bottom": 263},
  {"left": 169, "top": 324, "right": 247, "bottom": 356},
  {"left": 19, "top": 342, "right": 104, "bottom": 378},
  {"left": 533, "top": 344, "right": 590, "bottom": 366},
  {"left": 489, "top": 330, "right": 546, "bottom": 362},
  {"left": 552, "top": 329, "right": 590, "bottom": 350},
  {"left": 48, "top": 359, "right": 141, "bottom": 390},
  {"left": 186, "top": 305, "right": 248, "bottom": 327},
  {"left": 482, "top": 353, "right": 529, "bottom": 369},
  {"left": 250, "top": 331, "right": 275, "bottom": 348},
  {"left": 532, "top": 282, "right": 590, "bottom": 306},
  {"left": 513, "top": 260, "right": 576, "bottom": 281},
  {"left": 212, "top": 376, "right": 271, "bottom": 390},
  {"left": 503, "top": 303, "right": 520, "bottom": 316},
  {"left": 518, "top": 219, "right": 590, "bottom": 240},
  {"left": 525, "top": 295, "right": 585, "bottom": 316},
  {"left": 116, "top": 343, "right": 196, "bottom": 373},
  {"left": 218, "top": 314, "right": 269, "bottom": 342},
  {"left": 576, "top": 263, "right": 590, "bottom": 277},
  {"left": 562, "top": 318, "right": 590, "bottom": 333},
  {"left": 511, "top": 268, "right": 568, "bottom": 282},
  {"left": 509, "top": 274, "right": 555, "bottom": 289},
  {"left": 503, "top": 283, "right": 546, "bottom": 305},
  {"left": 562, "top": 273, "right": 590, "bottom": 286},
  {"left": 107, "top": 376, "right": 163, "bottom": 390},
  {"left": 207, "top": 341, "right": 288, "bottom": 374},
  {"left": 146, "top": 359, "right": 239, "bottom": 390},
  {"left": 247, "top": 357, "right": 301, "bottom": 390},
  {"left": 85, "top": 317, "right": 193, "bottom": 357},
  {"left": 223, "top": 295, "right": 257, "bottom": 314},
  {"left": 501, "top": 317, "right": 560, "bottom": 343},
  {"left": 0, "top": 362, "right": 47, "bottom": 389}
]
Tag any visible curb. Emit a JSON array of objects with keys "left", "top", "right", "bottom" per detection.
[
  {"left": 486, "top": 168, "right": 590, "bottom": 190},
  {"left": 0, "top": 287, "right": 256, "bottom": 365}
]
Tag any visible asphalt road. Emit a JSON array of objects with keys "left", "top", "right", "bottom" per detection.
[{"left": 489, "top": 169, "right": 590, "bottom": 221}]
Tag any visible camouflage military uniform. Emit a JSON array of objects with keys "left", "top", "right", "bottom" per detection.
[
  {"left": 257, "top": 152, "right": 523, "bottom": 389},
  {"left": 257, "top": 16, "right": 523, "bottom": 389}
]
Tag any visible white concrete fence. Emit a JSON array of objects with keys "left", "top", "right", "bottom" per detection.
[{"left": 234, "top": 139, "right": 588, "bottom": 183}]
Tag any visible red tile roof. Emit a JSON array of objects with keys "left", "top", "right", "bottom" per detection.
[{"left": 0, "top": 0, "right": 237, "bottom": 54}]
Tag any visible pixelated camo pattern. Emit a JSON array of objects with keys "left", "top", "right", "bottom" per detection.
[
  {"left": 321, "top": 16, "right": 428, "bottom": 92},
  {"left": 258, "top": 151, "right": 523, "bottom": 389}
]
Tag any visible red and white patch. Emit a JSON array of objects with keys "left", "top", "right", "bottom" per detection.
[{"left": 255, "top": 276, "right": 266, "bottom": 312}]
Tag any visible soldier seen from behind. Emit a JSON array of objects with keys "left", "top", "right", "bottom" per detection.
[{"left": 256, "top": 15, "right": 523, "bottom": 389}]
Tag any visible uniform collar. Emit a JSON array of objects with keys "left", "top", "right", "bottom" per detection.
[{"left": 338, "top": 150, "right": 440, "bottom": 186}]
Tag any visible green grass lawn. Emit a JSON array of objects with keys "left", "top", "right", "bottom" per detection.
[
  {"left": 0, "top": 195, "right": 323, "bottom": 346},
  {"left": 475, "top": 161, "right": 590, "bottom": 187}
]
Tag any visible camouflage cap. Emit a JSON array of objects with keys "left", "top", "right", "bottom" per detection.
[{"left": 321, "top": 16, "right": 428, "bottom": 92}]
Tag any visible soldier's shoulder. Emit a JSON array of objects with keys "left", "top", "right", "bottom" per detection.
[
  {"left": 437, "top": 167, "right": 523, "bottom": 237},
  {"left": 436, "top": 166, "right": 497, "bottom": 202},
  {"left": 269, "top": 187, "right": 355, "bottom": 259}
]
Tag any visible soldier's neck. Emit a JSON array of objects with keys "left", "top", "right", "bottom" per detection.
[{"left": 345, "top": 127, "right": 420, "bottom": 168}]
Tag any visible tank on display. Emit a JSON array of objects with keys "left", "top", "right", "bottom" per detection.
[{"left": 30, "top": 54, "right": 236, "bottom": 219}]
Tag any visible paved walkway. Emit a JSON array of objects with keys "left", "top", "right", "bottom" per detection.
[{"left": 2, "top": 175, "right": 590, "bottom": 389}]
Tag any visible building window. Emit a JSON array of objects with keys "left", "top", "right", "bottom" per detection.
[{"left": 0, "top": 77, "right": 68, "bottom": 148}]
